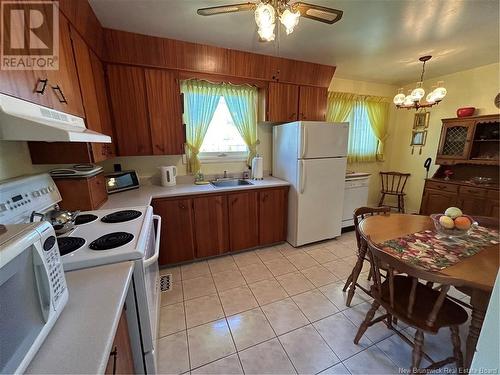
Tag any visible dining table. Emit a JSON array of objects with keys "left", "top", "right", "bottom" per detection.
[{"left": 358, "top": 213, "right": 499, "bottom": 369}]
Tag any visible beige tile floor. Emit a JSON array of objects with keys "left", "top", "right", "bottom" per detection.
[{"left": 157, "top": 231, "right": 471, "bottom": 375}]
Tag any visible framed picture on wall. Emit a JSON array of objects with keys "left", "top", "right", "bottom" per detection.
[
  {"left": 410, "top": 130, "right": 427, "bottom": 146},
  {"left": 413, "top": 111, "right": 430, "bottom": 129}
]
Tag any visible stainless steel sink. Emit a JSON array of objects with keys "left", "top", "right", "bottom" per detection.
[{"left": 210, "top": 179, "right": 253, "bottom": 188}]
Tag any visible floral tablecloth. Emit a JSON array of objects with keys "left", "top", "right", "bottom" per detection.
[{"left": 379, "top": 226, "right": 500, "bottom": 271}]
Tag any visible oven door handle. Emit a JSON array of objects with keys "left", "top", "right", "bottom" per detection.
[{"left": 144, "top": 214, "right": 161, "bottom": 268}]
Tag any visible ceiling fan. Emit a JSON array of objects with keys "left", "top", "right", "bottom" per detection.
[{"left": 197, "top": 1, "right": 343, "bottom": 42}]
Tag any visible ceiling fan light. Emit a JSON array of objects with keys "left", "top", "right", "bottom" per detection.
[
  {"left": 255, "top": 2, "right": 275, "bottom": 29},
  {"left": 280, "top": 8, "right": 300, "bottom": 35}
]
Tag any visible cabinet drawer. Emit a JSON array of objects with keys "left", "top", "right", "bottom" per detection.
[
  {"left": 459, "top": 186, "right": 487, "bottom": 197},
  {"left": 487, "top": 190, "right": 499, "bottom": 200},
  {"left": 425, "top": 181, "right": 458, "bottom": 193}
]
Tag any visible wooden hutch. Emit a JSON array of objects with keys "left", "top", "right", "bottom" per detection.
[{"left": 420, "top": 114, "right": 500, "bottom": 217}]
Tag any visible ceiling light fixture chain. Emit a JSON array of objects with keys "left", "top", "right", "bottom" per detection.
[{"left": 393, "top": 55, "right": 447, "bottom": 110}]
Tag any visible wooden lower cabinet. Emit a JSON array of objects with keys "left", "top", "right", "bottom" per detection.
[
  {"left": 105, "top": 308, "right": 134, "bottom": 375},
  {"left": 420, "top": 180, "right": 499, "bottom": 218},
  {"left": 193, "top": 195, "right": 229, "bottom": 258},
  {"left": 227, "top": 191, "right": 259, "bottom": 251},
  {"left": 152, "top": 198, "right": 195, "bottom": 265},
  {"left": 153, "top": 186, "right": 288, "bottom": 266},
  {"left": 54, "top": 173, "right": 107, "bottom": 211},
  {"left": 259, "top": 188, "right": 288, "bottom": 245}
]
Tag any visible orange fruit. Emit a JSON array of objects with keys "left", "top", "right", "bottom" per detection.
[{"left": 454, "top": 216, "right": 472, "bottom": 230}]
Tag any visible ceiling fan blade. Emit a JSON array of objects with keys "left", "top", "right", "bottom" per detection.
[
  {"left": 197, "top": 2, "right": 256, "bottom": 16},
  {"left": 292, "top": 2, "right": 343, "bottom": 24}
]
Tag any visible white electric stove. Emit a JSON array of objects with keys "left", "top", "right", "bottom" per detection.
[{"left": 0, "top": 174, "right": 161, "bottom": 374}]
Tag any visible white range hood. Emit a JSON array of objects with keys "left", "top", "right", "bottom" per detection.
[{"left": 0, "top": 93, "right": 111, "bottom": 143}]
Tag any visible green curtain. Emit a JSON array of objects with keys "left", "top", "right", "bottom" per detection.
[
  {"left": 220, "top": 83, "right": 259, "bottom": 166},
  {"left": 365, "top": 97, "right": 389, "bottom": 161},
  {"left": 326, "top": 92, "right": 356, "bottom": 122},
  {"left": 181, "top": 80, "right": 221, "bottom": 173}
]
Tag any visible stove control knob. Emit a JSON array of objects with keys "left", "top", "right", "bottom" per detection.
[
  {"left": 0, "top": 203, "right": 6, "bottom": 212},
  {"left": 41, "top": 188, "right": 48, "bottom": 194},
  {"left": 32, "top": 191, "right": 41, "bottom": 198}
]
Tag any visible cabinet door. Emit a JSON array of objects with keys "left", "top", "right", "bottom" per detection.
[
  {"left": 487, "top": 201, "right": 499, "bottom": 219},
  {"left": 298, "top": 86, "right": 327, "bottom": 121},
  {"left": 107, "top": 65, "right": 153, "bottom": 156},
  {"left": 144, "top": 69, "right": 184, "bottom": 155},
  {"left": 105, "top": 308, "right": 134, "bottom": 375},
  {"left": 259, "top": 188, "right": 288, "bottom": 245},
  {"left": 69, "top": 26, "right": 106, "bottom": 162},
  {"left": 88, "top": 174, "right": 108, "bottom": 209},
  {"left": 437, "top": 121, "right": 474, "bottom": 160},
  {"left": 152, "top": 198, "right": 195, "bottom": 265},
  {"left": 46, "top": 13, "right": 84, "bottom": 117},
  {"left": 89, "top": 50, "right": 116, "bottom": 158},
  {"left": 227, "top": 191, "right": 259, "bottom": 251},
  {"left": 193, "top": 195, "right": 229, "bottom": 258},
  {"left": 420, "top": 189, "right": 457, "bottom": 215},
  {"left": 267, "top": 82, "right": 299, "bottom": 122},
  {"left": 459, "top": 195, "right": 487, "bottom": 216}
]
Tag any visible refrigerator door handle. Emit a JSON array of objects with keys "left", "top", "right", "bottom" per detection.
[
  {"left": 300, "top": 160, "right": 306, "bottom": 194},
  {"left": 301, "top": 126, "right": 308, "bottom": 158}
]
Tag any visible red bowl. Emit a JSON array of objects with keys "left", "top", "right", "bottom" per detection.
[{"left": 457, "top": 107, "right": 475, "bottom": 117}]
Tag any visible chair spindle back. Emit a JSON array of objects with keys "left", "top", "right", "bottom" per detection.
[{"left": 380, "top": 172, "right": 411, "bottom": 194}]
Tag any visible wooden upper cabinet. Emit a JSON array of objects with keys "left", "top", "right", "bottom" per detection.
[
  {"left": 299, "top": 86, "right": 327, "bottom": 121},
  {"left": 107, "top": 65, "right": 153, "bottom": 156},
  {"left": 193, "top": 195, "right": 229, "bottom": 258},
  {"left": 69, "top": 26, "right": 106, "bottom": 162},
  {"left": 436, "top": 120, "right": 474, "bottom": 161},
  {"left": 144, "top": 69, "right": 184, "bottom": 155},
  {"left": 152, "top": 198, "right": 195, "bottom": 265},
  {"left": 258, "top": 187, "right": 288, "bottom": 246},
  {"left": 46, "top": 13, "right": 84, "bottom": 117},
  {"left": 227, "top": 191, "right": 259, "bottom": 251},
  {"left": 89, "top": 50, "right": 116, "bottom": 158},
  {"left": 267, "top": 82, "right": 299, "bottom": 122}
]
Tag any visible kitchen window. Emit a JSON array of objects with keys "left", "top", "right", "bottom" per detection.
[
  {"left": 347, "top": 101, "right": 379, "bottom": 163},
  {"left": 199, "top": 96, "right": 249, "bottom": 163}
]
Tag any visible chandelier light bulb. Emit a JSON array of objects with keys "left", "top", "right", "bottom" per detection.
[
  {"left": 255, "top": 2, "right": 275, "bottom": 29},
  {"left": 393, "top": 88, "right": 405, "bottom": 105},
  {"left": 280, "top": 8, "right": 300, "bottom": 35},
  {"left": 432, "top": 81, "right": 447, "bottom": 101},
  {"left": 257, "top": 25, "right": 275, "bottom": 41},
  {"left": 403, "top": 94, "right": 414, "bottom": 107},
  {"left": 426, "top": 92, "right": 436, "bottom": 104},
  {"left": 410, "top": 82, "right": 425, "bottom": 102}
]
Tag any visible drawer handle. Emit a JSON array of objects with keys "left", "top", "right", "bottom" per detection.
[
  {"left": 35, "top": 78, "right": 48, "bottom": 94},
  {"left": 52, "top": 85, "right": 67, "bottom": 103},
  {"left": 110, "top": 346, "right": 118, "bottom": 375}
]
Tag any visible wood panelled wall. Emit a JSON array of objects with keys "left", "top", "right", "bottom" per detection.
[{"left": 103, "top": 29, "right": 335, "bottom": 88}]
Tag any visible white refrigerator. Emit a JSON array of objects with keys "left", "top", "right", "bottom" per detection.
[{"left": 273, "top": 121, "right": 349, "bottom": 247}]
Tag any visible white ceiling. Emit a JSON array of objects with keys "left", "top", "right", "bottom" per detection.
[{"left": 89, "top": 0, "right": 499, "bottom": 85}]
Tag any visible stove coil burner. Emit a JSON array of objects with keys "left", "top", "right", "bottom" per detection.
[
  {"left": 57, "top": 237, "right": 86, "bottom": 256},
  {"left": 74, "top": 214, "right": 98, "bottom": 225},
  {"left": 101, "top": 210, "right": 142, "bottom": 224},
  {"left": 89, "top": 232, "right": 134, "bottom": 250}
]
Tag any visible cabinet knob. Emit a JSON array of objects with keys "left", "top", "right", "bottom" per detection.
[
  {"left": 289, "top": 113, "right": 296, "bottom": 120},
  {"left": 231, "top": 197, "right": 238, "bottom": 205}
]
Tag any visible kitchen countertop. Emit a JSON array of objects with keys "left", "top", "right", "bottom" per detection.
[
  {"left": 101, "top": 176, "right": 290, "bottom": 210},
  {"left": 26, "top": 262, "right": 134, "bottom": 374}
]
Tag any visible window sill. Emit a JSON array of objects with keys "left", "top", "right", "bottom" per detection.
[{"left": 199, "top": 152, "right": 248, "bottom": 164}]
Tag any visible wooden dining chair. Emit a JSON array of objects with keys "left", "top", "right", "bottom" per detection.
[
  {"left": 354, "top": 237, "right": 469, "bottom": 371},
  {"left": 378, "top": 172, "right": 411, "bottom": 213},
  {"left": 343, "top": 206, "right": 391, "bottom": 306}
]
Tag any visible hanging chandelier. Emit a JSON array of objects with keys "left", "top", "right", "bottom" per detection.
[{"left": 393, "top": 56, "right": 447, "bottom": 110}]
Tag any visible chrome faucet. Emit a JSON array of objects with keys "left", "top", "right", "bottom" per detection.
[{"left": 223, "top": 170, "right": 228, "bottom": 178}]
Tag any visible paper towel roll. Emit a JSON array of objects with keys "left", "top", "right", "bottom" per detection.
[{"left": 251, "top": 155, "right": 263, "bottom": 180}]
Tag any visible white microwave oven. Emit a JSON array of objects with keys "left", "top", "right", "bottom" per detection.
[{"left": 0, "top": 221, "right": 68, "bottom": 374}]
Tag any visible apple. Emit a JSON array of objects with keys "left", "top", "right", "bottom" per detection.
[
  {"left": 439, "top": 215, "right": 455, "bottom": 229},
  {"left": 445, "top": 207, "right": 463, "bottom": 219},
  {"left": 455, "top": 216, "right": 472, "bottom": 230}
]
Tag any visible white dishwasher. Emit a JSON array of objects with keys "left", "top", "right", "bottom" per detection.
[{"left": 342, "top": 173, "right": 371, "bottom": 228}]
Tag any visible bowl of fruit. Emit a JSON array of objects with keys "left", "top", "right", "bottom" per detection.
[{"left": 430, "top": 207, "right": 477, "bottom": 237}]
